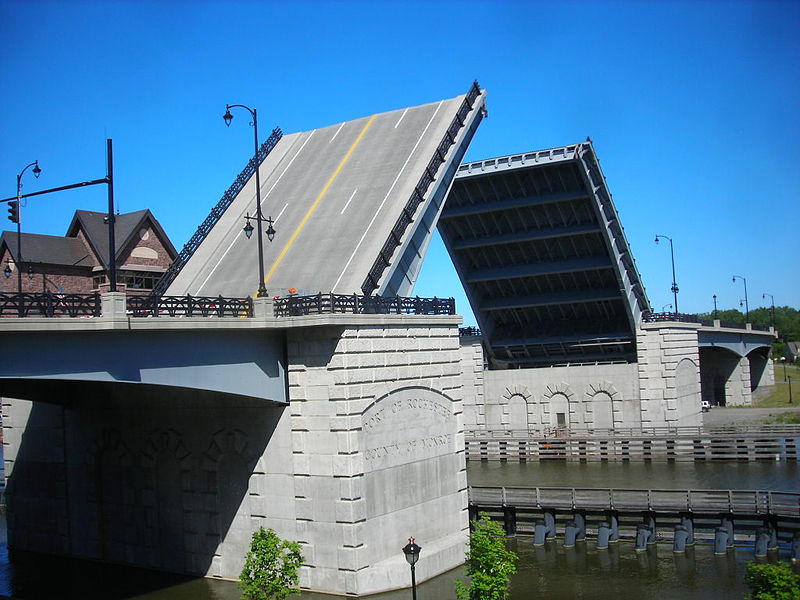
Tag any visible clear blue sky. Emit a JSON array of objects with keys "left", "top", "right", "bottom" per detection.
[{"left": 2, "top": 0, "right": 798, "bottom": 325}]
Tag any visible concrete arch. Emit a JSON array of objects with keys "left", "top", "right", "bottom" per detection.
[
  {"left": 746, "top": 347, "right": 772, "bottom": 392},
  {"left": 699, "top": 346, "right": 750, "bottom": 407},
  {"left": 542, "top": 383, "right": 575, "bottom": 429},
  {"left": 585, "top": 381, "right": 619, "bottom": 429}
]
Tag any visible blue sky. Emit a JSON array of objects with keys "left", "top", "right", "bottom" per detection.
[{"left": 1, "top": 0, "right": 798, "bottom": 325}]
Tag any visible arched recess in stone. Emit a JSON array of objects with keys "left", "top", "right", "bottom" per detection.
[
  {"left": 542, "top": 383, "right": 574, "bottom": 429},
  {"left": 586, "top": 381, "right": 620, "bottom": 430},
  {"left": 675, "top": 358, "right": 700, "bottom": 421},
  {"left": 204, "top": 428, "right": 253, "bottom": 577},
  {"left": 141, "top": 428, "right": 193, "bottom": 571},
  {"left": 87, "top": 429, "right": 134, "bottom": 562},
  {"left": 502, "top": 385, "right": 531, "bottom": 430}
]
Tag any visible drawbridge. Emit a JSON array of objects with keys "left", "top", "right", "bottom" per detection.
[
  {"left": 163, "top": 82, "right": 486, "bottom": 299},
  {"left": 160, "top": 85, "right": 649, "bottom": 369}
]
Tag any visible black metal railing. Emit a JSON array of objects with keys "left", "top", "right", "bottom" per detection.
[
  {"left": 361, "top": 81, "right": 482, "bottom": 296},
  {"left": 127, "top": 295, "right": 253, "bottom": 318},
  {"left": 274, "top": 293, "right": 455, "bottom": 317},
  {"left": 152, "top": 127, "right": 283, "bottom": 296},
  {"left": 642, "top": 312, "right": 702, "bottom": 324},
  {"left": 0, "top": 292, "right": 101, "bottom": 318},
  {"left": 459, "top": 326, "right": 482, "bottom": 337}
]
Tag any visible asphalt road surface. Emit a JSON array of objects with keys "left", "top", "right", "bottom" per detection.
[{"left": 168, "top": 91, "right": 481, "bottom": 298}]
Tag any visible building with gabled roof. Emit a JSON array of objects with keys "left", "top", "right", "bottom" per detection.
[{"left": 1, "top": 208, "right": 177, "bottom": 295}]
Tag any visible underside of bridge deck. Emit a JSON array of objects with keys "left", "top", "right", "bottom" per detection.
[{"left": 439, "top": 142, "right": 650, "bottom": 369}]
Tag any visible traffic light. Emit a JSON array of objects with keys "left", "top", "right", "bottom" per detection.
[{"left": 7, "top": 201, "right": 19, "bottom": 223}]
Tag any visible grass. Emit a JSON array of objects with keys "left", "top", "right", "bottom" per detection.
[{"left": 752, "top": 362, "right": 800, "bottom": 408}]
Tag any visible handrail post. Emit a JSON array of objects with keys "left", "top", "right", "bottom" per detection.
[
  {"left": 187, "top": 294, "right": 193, "bottom": 317},
  {"left": 217, "top": 295, "right": 224, "bottom": 317}
]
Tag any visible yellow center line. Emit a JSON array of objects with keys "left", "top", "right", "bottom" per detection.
[{"left": 258, "top": 114, "right": 377, "bottom": 292}]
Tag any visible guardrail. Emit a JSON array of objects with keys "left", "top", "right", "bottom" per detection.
[
  {"left": 273, "top": 293, "right": 455, "bottom": 317},
  {"left": 465, "top": 424, "right": 800, "bottom": 439},
  {"left": 127, "top": 295, "right": 253, "bottom": 318},
  {"left": 459, "top": 326, "right": 482, "bottom": 337},
  {"left": 642, "top": 312, "right": 703, "bottom": 324},
  {"left": 469, "top": 485, "right": 800, "bottom": 519},
  {"left": 0, "top": 292, "right": 101, "bottom": 317},
  {"left": 152, "top": 127, "right": 283, "bottom": 296},
  {"left": 361, "top": 80, "right": 483, "bottom": 296}
]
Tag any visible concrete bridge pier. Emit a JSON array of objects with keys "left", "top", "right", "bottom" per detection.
[{"left": 2, "top": 311, "right": 469, "bottom": 597}]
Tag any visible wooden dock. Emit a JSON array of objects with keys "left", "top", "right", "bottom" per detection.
[{"left": 464, "top": 425, "right": 800, "bottom": 462}]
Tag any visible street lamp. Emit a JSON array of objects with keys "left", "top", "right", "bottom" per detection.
[
  {"left": 732, "top": 275, "right": 749, "bottom": 322},
  {"left": 11, "top": 161, "right": 41, "bottom": 293},
  {"left": 662, "top": 303, "right": 673, "bottom": 314},
  {"left": 223, "top": 103, "right": 274, "bottom": 297},
  {"left": 713, "top": 294, "right": 718, "bottom": 320},
  {"left": 762, "top": 293, "right": 775, "bottom": 329},
  {"left": 654, "top": 235, "right": 679, "bottom": 315},
  {"left": 402, "top": 537, "right": 421, "bottom": 600}
]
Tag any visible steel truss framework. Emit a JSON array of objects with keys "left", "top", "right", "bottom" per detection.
[{"left": 439, "top": 141, "right": 650, "bottom": 368}]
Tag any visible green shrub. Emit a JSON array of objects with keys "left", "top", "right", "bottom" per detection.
[
  {"left": 745, "top": 561, "right": 800, "bottom": 600},
  {"left": 239, "top": 526, "right": 304, "bottom": 600},
  {"left": 455, "top": 516, "right": 518, "bottom": 600}
]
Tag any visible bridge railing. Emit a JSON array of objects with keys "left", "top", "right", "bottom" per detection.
[
  {"left": 468, "top": 485, "right": 800, "bottom": 518},
  {"left": 127, "top": 295, "right": 253, "bottom": 318},
  {"left": 361, "top": 81, "right": 483, "bottom": 296},
  {"left": 465, "top": 424, "right": 800, "bottom": 439},
  {"left": 273, "top": 293, "right": 455, "bottom": 317},
  {"left": 151, "top": 127, "right": 283, "bottom": 296},
  {"left": 0, "top": 292, "right": 101, "bottom": 318}
]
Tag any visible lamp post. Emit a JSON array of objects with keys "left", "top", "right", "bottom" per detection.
[
  {"left": 223, "top": 103, "right": 273, "bottom": 297},
  {"left": 789, "top": 376, "right": 793, "bottom": 405},
  {"left": 732, "top": 275, "right": 748, "bottom": 322},
  {"left": 781, "top": 357, "right": 787, "bottom": 382},
  {"left": 713, "top": 294, "right": 718, "bottom": 320},
  {"left": 662, "top": 303, "right": 673, "bottom": 314},
  {"left": 10, "top": 161, "right": 41, "bottom": 293},
  {"left": 762, "top": 293, "right": 775, "bottom": 329},
  {"left": 654, "top": 235, "right": 678, "bottom": 315},
  {"left": 402, "top": 538, "right": 421, "bottom": 600}
]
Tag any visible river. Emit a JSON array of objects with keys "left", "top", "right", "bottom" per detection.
[{"left": 1, "top": 460, "right": 797, "bottom": 599}]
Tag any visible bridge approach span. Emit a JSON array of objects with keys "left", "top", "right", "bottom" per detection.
[{"left": 167, "top": 83, "right": 486, "bottom": 299}]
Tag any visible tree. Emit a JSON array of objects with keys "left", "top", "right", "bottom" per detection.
[
  {"left": 455, "top": 516, "right": 518, "bottom": 600},
  {"left": 745, "top": 561, "right": 800, "bottom": 600},
  {"left": 239, "top": 526, "right": 304, "bottom": 600}
]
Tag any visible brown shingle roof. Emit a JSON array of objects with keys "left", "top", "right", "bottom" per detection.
[{"left": 0, "top": 231, "right": 94, "bottom": 268}]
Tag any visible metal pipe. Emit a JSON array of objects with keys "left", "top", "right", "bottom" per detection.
[
  {"left": 733, "top": 275, "right": 749, "bottom": 321},
  {"left": 106, "top": 139, "right": 116, "bottom": 292}
]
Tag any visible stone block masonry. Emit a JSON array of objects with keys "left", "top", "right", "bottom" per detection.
[
  {"left": 2, "top": 311, "right": 466, "bottom": 597},
  {"left": 636, "top": 322, "right": 703, "bottom": 426},
  {"left": 287, "top": 319, "right": 467, "bottom": 596}
]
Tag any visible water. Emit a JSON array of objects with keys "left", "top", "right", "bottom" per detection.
[
  {"left": 1, "top": 460, "right": 798, "bottom": 599},
  {"left": 467, "top": 459, "right": 800, "bottom": 492}
]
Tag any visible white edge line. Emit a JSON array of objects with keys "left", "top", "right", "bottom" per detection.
[
  {"left": 394, "top": 108, "right": 408, "bottom": 129},
  {"left": 333, "top": 101, "right": 444, "bottom": 291},
  {"left": 274, "top": 203, "right": 289, "bottom": 223},
  {"left": 329, "top": 122, "right": 345, "bottom": 143},
  {"left": 340, "top": 188, "right": 358, "bottom": 215},
  {"left": 195, "top": 130, "right": 317, "bottom": 294}
]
